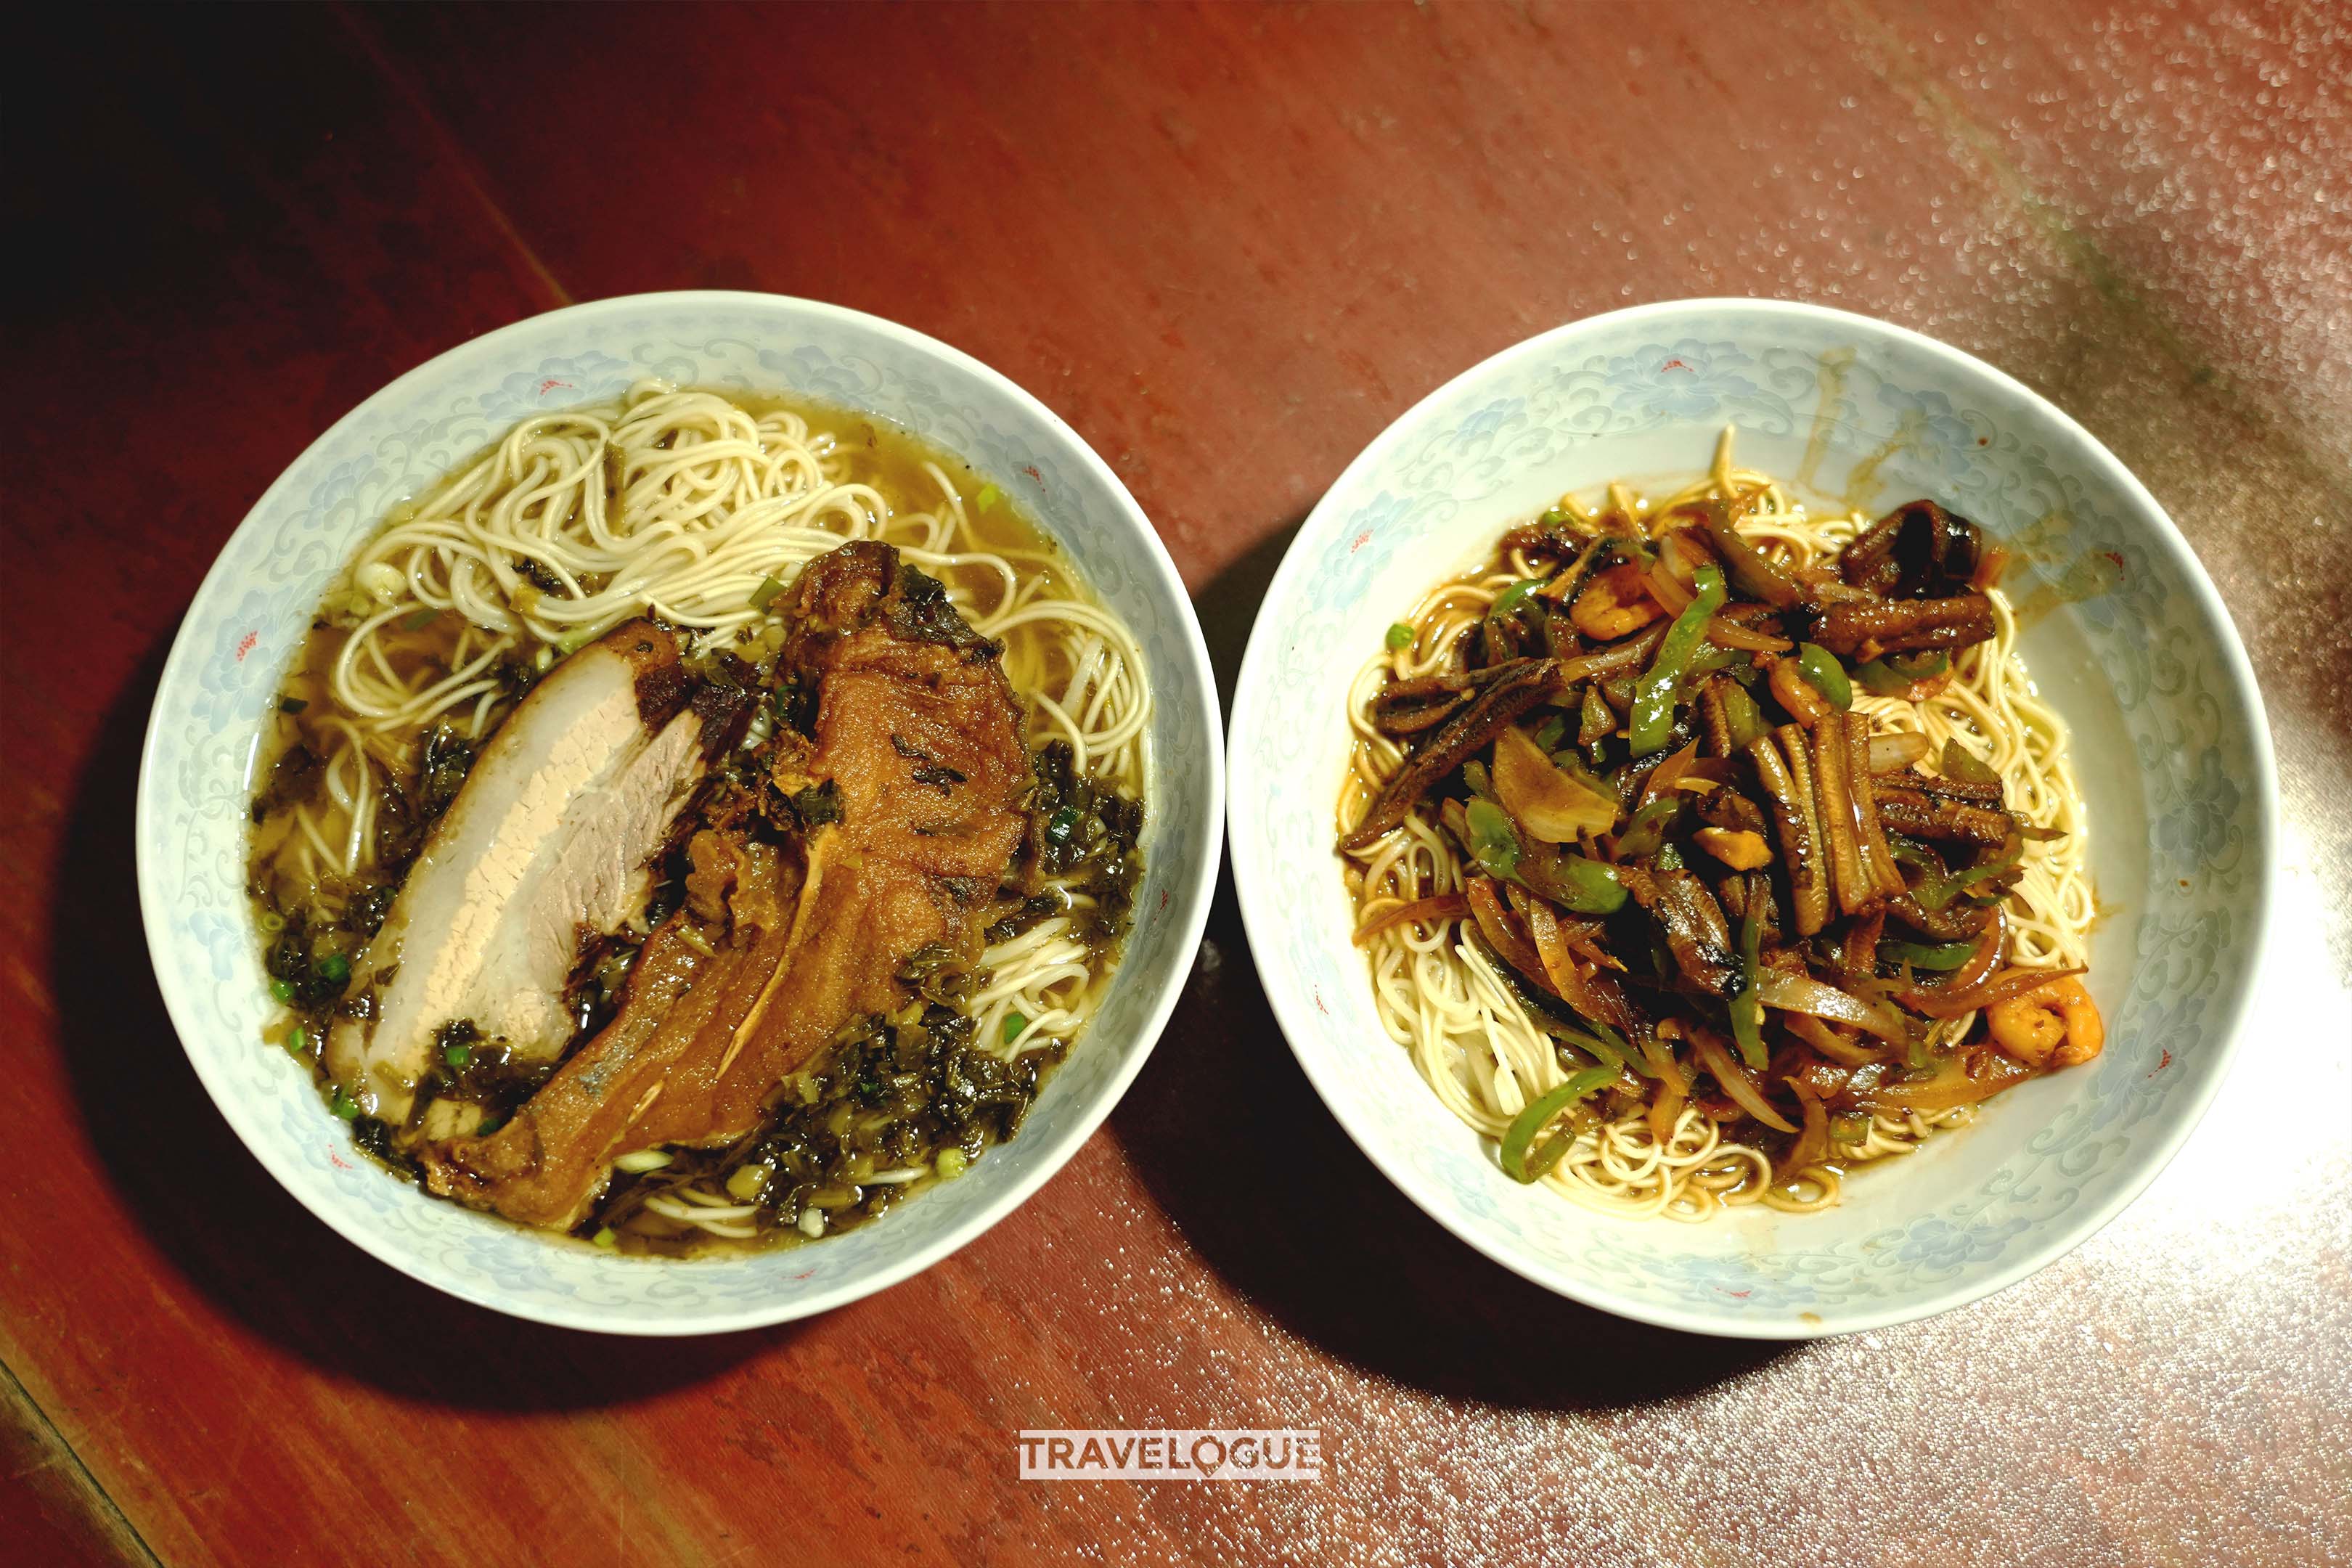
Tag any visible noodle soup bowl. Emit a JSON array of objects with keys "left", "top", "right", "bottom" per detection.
[
  {"left": 1228, "top": 298, "right": 2273, "bottom": 1338},
  {"left": 138, "top": 292, "right": 1222, "bottom": 1333}
]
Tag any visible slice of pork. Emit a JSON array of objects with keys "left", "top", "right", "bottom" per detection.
[
  {"left": 325, "top": 621, "right": 706, "bottom": 1124},
  {"left": 420, "top": 542, "right": 1034, "bottom": 1230}
]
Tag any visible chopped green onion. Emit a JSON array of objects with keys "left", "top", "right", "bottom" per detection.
[
  {"left": 1879, "top": 936, "right": 1978, "bottom": 971},
  {"left": 286, "top": 1027, "right": 307, "bottom": 1058},
  {"left": 316, "top": 952, "right": 350, "bottom": 986},
  {"left": 750, "top": 575, "right": 786, "bottom": 612},
  {"left": 257, "top": 910, "right": 285, "bottom": 935},
  {"left": 1530, "top": 714, "right": 1568, "bottom": 753},
  {"left": 1729, "top": 899, "right": 1767, "bottom": 1069},
  {"left": 592, "top": 1226, "right": 619, "bottom": 1250},
  {"left": 398, "top": 607, "right": 442, "bottom": 632},
  {"left": 1541, "top": 505, "right": 1569, "bottom": 526},
  {"left": 278, "top": 696, "right": 309, "bottom": 714},
  {"left": 475, "top": 1114, "right": 505, "bottom": 1137},
  {"left": 444, "top": 1043, "right": 473, "bottom": 1069},
  {"left": 1795, "top": 643, "right": 1853, "bottom": 710},
  {"left": 935, "top": 1148, "right": 968, "bottom": 1179},
  {"left": 1384, "top": 621, "right": 1415, "bottom": 651},
  {"left": 1499, "top": 1066, "right": 1618, "bottom": 1182},
  {"left": 330, "top": 1088, "right": 359, "bottom": 1120},
  {"left": 1628, "top": 565, "right": 1726, "bottom": 756},
  {"left": 976, "top": 483, "right": 1003, "bottom": 512},
  {"left": 554, "top": 621, "right": 606, "bottom": 657},
  {"left": 269, "top": 978, "right": 294, "bottom": 1003},
  {"left": 1002, "top": 1012, "right": 1029, "bottom": 1046}
]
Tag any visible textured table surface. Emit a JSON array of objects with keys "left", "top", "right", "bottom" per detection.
[{"left": 6, "top": 5, "right": 2348, "bottom": 1565}]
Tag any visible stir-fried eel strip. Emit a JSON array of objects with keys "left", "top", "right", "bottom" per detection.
[
  {"left": 1885, "top": 890, "right": 1992, "bottom": 942},
  {"left": 1874, "top": 787, "right": 2014, "bottom": 845},
  {"left": 1556, "top": 619, "right": 1672, "bottom": 682},
  {"left": 1843, "top": 712, "right": 1907, "bottom": 898},
  {"left": 1747, "top": 729, "right": 1829, "bottom": 936},
  {"left": 1341, "top": 658, "right": 1559, "bottom": 851},
  {"left": 1622, "top": 867, "right": 1737, "bottom": 995},
  {"left": 1699, "top": 679, "right": 1735, "bottom": 758},
  {"left": 1371, "top": 661, "right": 1524, "bottom": 736},
  {"left": 1839, "top": 500, "right": 1985, "bottom": 600},
  {"left": 1808, "top": 717, "right": 1873, "bottom": 917},
  {"left": 1812, "top": 593, "right": 1996, "bottom": 658},
  {"left": 1911, "top": 770, "right": 2007, "bottom": 808}
]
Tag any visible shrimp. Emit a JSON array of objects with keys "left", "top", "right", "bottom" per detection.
[
  {"left": 1572, "top": 563, "right": 1662, "bottom": 640},
  {"left": 1987, "top": 976, "right": 2104, "bottom": 1069}
]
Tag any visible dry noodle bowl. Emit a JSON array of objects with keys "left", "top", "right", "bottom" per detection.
[
  {"left": 266, "top": 381, "right": 1148, "bottom": 1238},
  {"left": 1339, "top": 431, "right": 2089, "bottom": 1220}
]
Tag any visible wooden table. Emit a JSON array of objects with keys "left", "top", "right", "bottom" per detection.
[{"left": 8, "top": 5, "right": 2348, "bottom": 1564}]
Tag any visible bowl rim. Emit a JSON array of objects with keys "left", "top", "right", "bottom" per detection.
[
  {"left": 1227, "top": 295, "right": 2277, "bottom": 1339},
  {"left": 135, "top": 288, "right": 1226, "bottom": 1334}
]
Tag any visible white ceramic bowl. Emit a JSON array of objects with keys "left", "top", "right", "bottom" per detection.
[
  {"left": 137, "top": 292, "right": 1222, "bottom": 1334},
  {"left": 1228, "top": 298, "right": 2274, "bottom": 1339}
]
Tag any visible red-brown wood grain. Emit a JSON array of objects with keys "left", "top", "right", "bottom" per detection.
[{"left": 4, "top": 4, "right": 2347, "bottom": 1565}]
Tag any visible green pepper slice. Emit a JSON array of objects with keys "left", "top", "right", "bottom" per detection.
[
  {"left": 1628, "top": 564, "right": 1726, "bottom": 756},
  {"left": 1728, "top": 896, "right": 1767, "bottom": 1069},
  {"left": 1500, "top": 1065, "right": 1620, "bottom": 1182},
  {"left": 1796, "top": 642, "right": 1853, "bottom": 710},
  {"left": 1879, "top": 937, "right": 1978, "bottom": 971}
]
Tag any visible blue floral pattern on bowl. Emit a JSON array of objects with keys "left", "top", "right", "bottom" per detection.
[
  {"left": 1227, "top": 299, "right": 2274, "bottom": 1339},
  {"left": 136, "top": 293, "right": 1224, "bottom": 1334}
]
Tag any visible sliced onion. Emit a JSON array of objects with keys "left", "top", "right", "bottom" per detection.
[
  {"left": 1752, "top": 969, "right": 1907, "bottom": 1042},
  {"left": 1867, "top": 731, "right": 1932, "bottom": 772},
  {"left": 1352, "top": 892, "right": 1467, "bottom": 946},
  {"left": 1466, "top": 878, "right": 1556, "bottom": 997},
  {"left": 1777, "top": 1078, "right": 1830, "bottom": 1178},
  {"left": 1641, "top": 1019, "right": 1691, "bottom": 1095},
  {"left": 1635, "top": 738, "right": 1700, "bottom": 810},
  {"left": 1689, "top": 1025, "right": 1800, "bottom": 1134},
  {"left": 1643, "top": 558, "right": 1695, "bottom": 616},
  {"left": 1493, "top": 724, "right": 1618, "bottom": 842},
  {"left": 1783, "top": 1011, "right": 1884, "bottom": 1066},
  {"left": 1645, "top": 1020, "right": 1690, "bottom": 1142},
  {"left": 1906, "top": 962, "right": 2083, "bottom": 1020},
  {"left": 1871, "top": 1048, "right": 2035, "bottom": 1112},
  {"left": 1705, "top": 617, "right": 1792, "bottom": 653}
]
